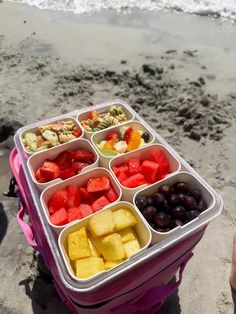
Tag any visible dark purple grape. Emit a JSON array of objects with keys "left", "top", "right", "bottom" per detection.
[
  {"left": 152, "top": 193, "right": 167, "bottom": 207},
  {"left": 171, "top": 219, "right": 184, "bottom": 228},
  {"left": 196, "top": 199, "right": 207, "bottom": 212},
  {"left": 142, "top": 206, "right": 156, "bottom": 222},
  {"left": 155, "top": 227, "right": 171, "bottom": 233},
  {"left": 154, "top": 212, "right": 171, "bottom": 227},
  {"left": 147, "top": 196, "right": 154, "bottom": 206},
  {"left": 190, "top": 189, "right": 202, "bottom": 203},
  {"left": 141, "top": 132, "right": 150, "bottom": 143},
  {"left": 178, "top": 193, "right": 186, "bottom": 204},
  {"left": 185, "top": 209, "right": 200, "bottom": 222},
  {"left": 174, "top": 182, "right": 190, "bottom": 194},
  {"left": 184, "top": 196, "right": 197, "bottom": 210},
  {"left": 170, "top": 206, "right": 185, "bottom": 220},
  {"left": 135, "top": 195, "right": 147, "bottom": 210},
  {"left": 169, "top": 194, "right": 181, "bottom": 207},
  {"left": 158, "top": 185, "right": 173, "bottom": 198}
]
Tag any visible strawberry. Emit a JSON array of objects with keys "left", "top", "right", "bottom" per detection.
[
  {"left": 105, "top": 131, "right": 119, "bottom": 141},
  {"left": 123, "top": 127, "right": 133, "bottom": 143},
  {"left": 88, "top": 111, "right": 99, "bottom": 120},
  {"left": 73, "top": 126, "right": 82, "bottom": 138}
]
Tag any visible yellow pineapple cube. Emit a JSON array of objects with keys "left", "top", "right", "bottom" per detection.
[
  {"left": 88, "top": 238, "right": 100, "bottom": 257},
  {"left": 104, "top": 259, "right": 123, "bottom": 270},
  {"left": 119, "top": 228, "right": 137, "bottom": 243},
  {"left": 124, "top": 239, "right": 140, "bottom": 258},
  {"left": 88, "top": 209, "right": 115, "bottom": 238},
  {"left": 75, "top": 257, "right": 104, "bottom": 279},
  {"left": 113, "top": 209, "right": 137, "bottom": 231},
  {"left": 68, "top": 227, "right": 91, "bottom": 261},
  {"left": 93, "top": 233, "right": 125, "bottom": 261}
]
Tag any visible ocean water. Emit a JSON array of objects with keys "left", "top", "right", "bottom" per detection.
[{"left": 10, "top": 0, "right": 236, "bottom": 22}]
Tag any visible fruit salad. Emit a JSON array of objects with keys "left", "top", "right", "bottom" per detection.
[
  {"left": 80, "top": 105, "right": 129, "bottom": 133},
  {"left": 35, "top": 149, "right": 95, "bottom": 183},
  {"left": 66, "top": 208, "right": 141, "bottom": 279},
  {"left": 135, "top": 181, "right": 207, "bottom": 232},
  {"left": 22, "top": 120, "right": 82, "bottom": 153},
  {"left": 112, "top": 149, "right": 170, "bottom": 188},
  {"left": 48, "top": 177, "right": 119, "bottom": 226},
  {"left": 96, "top": 126, "right": 151, "bottom": 156}
]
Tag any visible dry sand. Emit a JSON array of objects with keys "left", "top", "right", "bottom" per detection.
[{"left": 0, "top": 2, "right": 236, "bottom": 313}]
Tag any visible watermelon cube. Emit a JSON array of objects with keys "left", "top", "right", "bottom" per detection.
[
  {"left": 117, "top": 171, "right": 128, "bottom": 183},
  {"left": 118, "top": 164, "right": 129, "bottom": 176},
  {"left": 68, "top": 207, "right": 82, "bottom": 223},
  {"left": 66, "top": 185, "right": 80, "bottom": 208},
  {"left": 50, "top": 207, "right": 68, "bottom": 226},
  {"left": 128, "top": 158, "right": 140, "bottom": 176},
  {"left": 104, "top": 187, "right": 118, "bottom": 203},
  {"left": 79, "top": 187, "right": 95, "bottom": 204},
  {"left": 92, "top": 196, "right": 110, "bottom": 212},
  {"left": 87, "top": 176, "right": 110, "bottom": 193},
  {"left": 48, "top": 190, "right": 69, "bottom": 214},
  {"left": 149, "top": 149, "right": 169, "bottom": 174},
  {"left": 122, "top": 173, "right": 145, "bottom": 188},
  {"left": 79, "top": 204, "right": 93, "bottom": 218},
  {"left": 112, "top": 166, "right": 120, "bottom": 175},
  {"left": 140, "top": 160, "right": 159, "bottom": 183}
]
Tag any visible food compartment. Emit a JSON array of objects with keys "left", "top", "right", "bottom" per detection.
[
  {"left": 20, "top": 117, "right": 83, "bottom": 156},
  {"left": 27, "top": 138, "right": 99, "bottom": 191},
  {"left": 134, "top": 171, "right": 216, "bottom": 244},
  {"left": 109, "top": 144, "right": 181, "bottom": 202},
  {"left": 77, "top": 102, "right": 134, "bottom": 140},
  {"left": 58, "top": 201, "right": 151, "bottom": 282},
  {"left": 40, "top": 168, "right": 122, "bottom": 234},
  {"left": 91, "top": 121, "right": 155, "bottom": 168}
]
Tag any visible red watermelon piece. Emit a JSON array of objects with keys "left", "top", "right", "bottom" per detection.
[
  {"left": 87, "top": 176, "right": 110, "bottom": 193},
  {"left": 66, "top": 185, "right": 80, "bottom": 208},
  {"left": 67, "top": 207, "right": 82, "bottom": 223},
  {"left": 140, "top": 160, "right": 159, "bottom": 183},
  {"left": 122, "top": 173, "right": 145, "bottom": 188},
  {"left": 78, "top": 204, "right": 93, "bottom": 218},
  {"left": 92, "top": 196, "right": 110, "bottom": 212},
  {"left": 128, "top": 158, "right": 140, "bottom": 176},
  {"left": 118, "top": 164, "right": 129, "bottom": 176},
  {"left": 50, "top": 208, "right": 68, "bottom": 226},
  {"left": 48, "top": 190, "right": 69, "bottom": 214},
  {"left": 149, "top": 149, "right": 169, "bottom": 174},
  {"left": 104, "top": 187, "right": 118, "bottom": 203},
  {"left": 117, "top": 171, "right": 128, "bottom": 183}
]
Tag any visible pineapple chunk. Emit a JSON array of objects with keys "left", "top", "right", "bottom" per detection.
[
  {"left": 104, "top": 259, "right": 123, "bottom": 270},
  {"left": 88, "top": 209, "right": 115, "bottom": 238},
  {"left": 93, "top": 233, "right": 125, "bottom": 261},
  {"left": 124, "top": 239, "right": 140, "bottom": 258},
  {"left": 113, "top": 209, "right": 137, "bottom": 231},
  {"left": 88, "top": 238, "right": 100, "bottom": 257},
  {"left": 119, "top": 228, "right": 137, "bottom": 243},
  {"left": 75, "top": 257, "right": 104, "bottom": 279},
  {"left": 68, "top": 227, "right": 91, "bottom": 261}
]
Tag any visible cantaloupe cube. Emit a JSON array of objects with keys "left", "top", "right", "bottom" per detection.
[
  {"left": 88, "top": 238, "right": 100, "bottom": 257},
  {"left": 113, "top": 209, "right": 137, "bottom": 231},
  {"left": 75, "top": 257, "right": 104, "bottom": 279},
  {"left": 88, "top": 209, "right": 115, "bottom": 238},
  {"left": 119, "top": 228, "right": 137, "bottom": 243},
  {"left": 93, "top": 233, "right": 125, "bottom": 261},
  {"left": 124, "top": 239, "right": 140, "bottom": 258},
  {"left": 68, "top": 227, "right": 91, "bottom": 261},
  {"left": 104, "top": 259, "right": 123, "bottom": 270}
]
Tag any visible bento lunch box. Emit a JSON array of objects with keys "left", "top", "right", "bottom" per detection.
[{"left": 13, "top": 99, "right": 223, "bottom": 298}]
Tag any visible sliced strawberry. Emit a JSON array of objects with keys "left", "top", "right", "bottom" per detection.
[
  {"left": 67, "top": 207, "right": 82, "bottom": 223},
  {"left": 73, "top": 126, "right": 82, "bottom": 138},
  {"left": 58, "top": 168, "right": 75, "bottom": 180},
  {"left": 92, "top": 196, "right": 110, "bottom": 212},
  {"left": 35, "top": 168, "right": 47, "bottom": 183},
  {"left": 122, "top": 173, "right": 145, "bottom": 188},
  {"left": 88, "top": 111, "right": 99, "bottom": 120},
  {"left": 66, "top": 185, "right": 80, "bottom": 208},
  {"left": 104, "top": 187, "right": 118, "bottom": 203},
  {"left": 78, "top": 204, "right": 93, "bottom": 218},
  {"left": 50, "top": 208, "right": 68, "bottom": 226},
  {"left": 87, "top": 176, "right": 110, "bottom": 193},
  {"left": 48, "top": 190, "right": 69, "bottom": 214},
  {"left": 54, "top": 151, "right": 70, "bottom": 170},
  {"left": 106, "top": 131, "right": 119, "bottom": 141},
  {"left": 69, "top": 150, "right": 95, "bottom": 162},
  {"left": 123, "top": 127, "right": 133, "bottom": 144}
]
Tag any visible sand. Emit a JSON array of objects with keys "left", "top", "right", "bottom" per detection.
[{"left": 0, "top": 2, "right": 236, "bottom": 313}]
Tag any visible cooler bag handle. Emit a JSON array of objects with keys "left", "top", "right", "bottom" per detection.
[
  {"left": 112, "top": 252, "right": 193, "bottom": 313},
  {"left": 17, "top": 206, "right": 41, "bottom": 252}
]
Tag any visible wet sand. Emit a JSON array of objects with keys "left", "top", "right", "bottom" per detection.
[{"left": 0, "top": 2, "right": 236, "bottom": 313}]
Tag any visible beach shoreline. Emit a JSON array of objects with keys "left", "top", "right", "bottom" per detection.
[{"left": 0, "top": 2, "right": 236, "bottom": 313}]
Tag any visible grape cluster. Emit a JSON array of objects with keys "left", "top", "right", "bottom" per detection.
[{"left": 135, "top": 182, "right": 207, "bottom": 232}]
